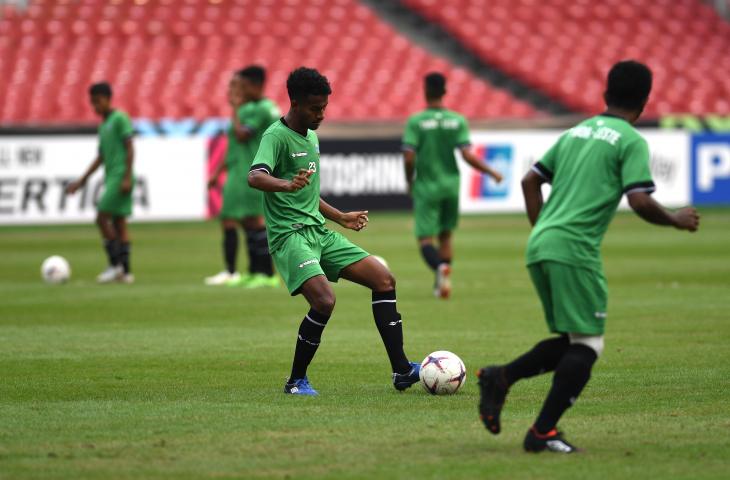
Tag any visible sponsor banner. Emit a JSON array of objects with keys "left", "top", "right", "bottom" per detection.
[
  {"left": 462, "top": 130, "right": 690, "bottom": 213},
  {"left": 0, "top": 136, "right": 207, "bottom": 224},
  {"left": 206, "top": 137, "right": 411, "bottom": 216},
  {"left": 691, "top": 133, "right": 730, "bottom": 205}
]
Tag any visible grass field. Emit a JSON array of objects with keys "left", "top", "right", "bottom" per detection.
[{"left": 1, "top": 211, "right": 729, "bottom": 479}]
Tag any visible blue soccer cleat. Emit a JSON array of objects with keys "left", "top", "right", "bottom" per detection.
[
  {"left": 393, "top": 362, "right": 421, "bottom": 391},
  {"left": 284, "top": 376, "right": 318, "bottom": 396}
]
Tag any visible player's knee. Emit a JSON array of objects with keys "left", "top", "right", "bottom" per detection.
[
  {"left": 311, "top": 293, "right": 336, "bottom": 315},
  {"left": 374, "top": 271, "right": 396, "bottom": 292},
  {"left": 568, "top": 333, "right": 604, "bottom": 358}
]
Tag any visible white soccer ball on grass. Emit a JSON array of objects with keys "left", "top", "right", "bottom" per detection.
[
  {"left": 419, "top": 350, "right": 466, "bottom": 395},
  {"left": 41, "top": 255, "right": 71, "bottom": 284}
]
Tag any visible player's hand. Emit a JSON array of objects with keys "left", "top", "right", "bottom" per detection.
[
  {"left": 339, "top": 210, "right": 369, "bottom": 231},
  {"left": 120, "top": 177, "right": 133, "bottom": 194},
  {"left": 491, "top": 171, "right": 504, "bottom": 184},
  {"left": 284, "top": 169, "right": 313, "bottom": 192},
  {"left": 673, "top": 207, "right": 700, "bottom": 232},
  {"left": 66, "top": 180, "right": 83, "bottom": 194}
]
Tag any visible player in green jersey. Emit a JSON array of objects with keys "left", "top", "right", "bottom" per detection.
[
  {"left": 206, "top": 66, "right": 281, "bottom": 288},
  {"left": 248, "top": 67, "right": 421, "bottom": 395},
  {"left": 403, "top": 73, "right": 503, "bottom": 299},
  {"left": 67, "top": 82, "right": 135, "bottom": 284},
  {"left": 477, "top": 61, "right": 700, "bottom": 453}
]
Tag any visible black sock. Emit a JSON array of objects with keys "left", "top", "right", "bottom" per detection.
[
  {"left": 419, "top": 244, "right": 442, "bottom": 271},
  {"left": 104, "top": 239, "right": 120, "bottom": 266},
  {"left": 503, "top": 335, "right": 570, "bottom": 386},
  {"left": 223, "top": 228, "right": 238, "bottom": 274},
  {"left": 372, "top": 290, "right": 411, "bottom": 374},
  {"left": 289, "top": 309, "right": 330, "bottom": 381},
  {"left": 119, "top": 242, "right": 131, "bottom": 274},
  {"left": 248, "top": 228, "right": 273, "bottom": 276},
  {"left": 534, "top": 344, "right": 597, "bottom": 434}
]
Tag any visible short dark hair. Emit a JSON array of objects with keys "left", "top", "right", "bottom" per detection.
[
  {"left": 424, "top": 72, "right": 446, "bottom": 99},
  {"left": 604, "top": 61, "right": 652, "bottom": 111},
  {"left": 286, "top": 67, "right": 331, "bottom": 101},
  {"left": 89, "top": 82, "right": 112, "bottom": 98},
  {"left": 238, "top": 65, "right": 266, "bottom": 86}
]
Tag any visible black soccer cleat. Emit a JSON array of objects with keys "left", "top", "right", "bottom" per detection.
[
  {"left": 523, "top": 426, "right": 580, "bottom": 454},
  {"left": 477, "top": 366, "right": 509, "bottom": 435}
]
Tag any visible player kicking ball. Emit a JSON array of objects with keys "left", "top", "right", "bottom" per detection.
[
  {"left": 403, "top": 73, "right": 502, "bottom": 299},
  {"left": 477, "top": 61, "right": 700, "bottom": 453},
  {"left": 248, "top": 67, "right": 420, "bottom": 395},
  {"left": 67, "top": 82, "right": 135, "bottom": 284}
]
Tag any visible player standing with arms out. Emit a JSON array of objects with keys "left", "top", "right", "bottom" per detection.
[
  {"left": 248, "top": 67, "right": 420, "bottom": 395},
  {"left": 67, "top": 82, "right": 135, "bottom": 284},
  {"left": 402, "top": 73, "right": 503, "bottom": 299},
  {"left": 206, "top": 66, "right": 281, "bottom": 288},
  {"left": 477, "top": 61, "right": 700, "bottom": 453}
]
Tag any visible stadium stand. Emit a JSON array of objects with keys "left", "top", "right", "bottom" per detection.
[
  {"left": 0, "top": 0, "right": 536, "bottom": 123},
  {"left": 401, "top": 0, "right": 730, "bottom": 117}
]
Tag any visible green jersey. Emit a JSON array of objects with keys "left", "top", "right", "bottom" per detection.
[
  {"left": 225, "top": 98, "right": 280, "bottom": 175},
  {"left": 402, "top": 107, "right": 471, "bottom": 198},
  {"left": 527, "top": 115, "right": 655, "bottom": 271},
  {"left": 250, "top": 119, "right": 325, "bottom": 251},
  {"left": 99, "top": 110, "right": 134, "bottom": 179}
]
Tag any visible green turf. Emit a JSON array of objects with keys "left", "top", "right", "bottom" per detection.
[{"left": 1, "top": 211, "right": 729, "bottom": 479}]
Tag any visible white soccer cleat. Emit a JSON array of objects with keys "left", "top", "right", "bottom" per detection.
[
  {"left": 434, "top": 263, "right": 452, "bottom": 299},
  {"left": 204, "top": 271, "right": 239, "bottom": 286},
  {"left": 97, "top": 265, "right": 123, "bottom": 284},
  {"left": 119, "top": 273, "right": 135, "bottom": 284}
]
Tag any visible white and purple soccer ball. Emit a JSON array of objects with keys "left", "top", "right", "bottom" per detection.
[
  {"left": 419, "top": 350, "right": 466, "bottom": 395},
  {"left": 41, "top": 255, "right": 71, "bottom": 284}
]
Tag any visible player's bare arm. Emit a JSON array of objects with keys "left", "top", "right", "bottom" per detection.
[
  {"left": 120, "top": 137, "right": 134, "bottom": 194},
  {"left": 207, "top": 159, "right": 227, "bottom": 190},
  {"left": 627, "top": 192, "right": 700, "bottom": 232},
  {"left": 66, "top": 156, "right": 103, "bottom": 194},
  {"left": 248, "top": 168, "right": 311, "bottom": 193},
  {"left": 403, "top": 149, "right": 416, "bottom": 193},
  {"left": 461, "top": 147, "right": 504, "bottom": 183},
  {"left": 521, "top": 169, "right": 546, "bottom": 226},
  {"left": 319, "top": 198, "right": 368, "bottom": 231}
]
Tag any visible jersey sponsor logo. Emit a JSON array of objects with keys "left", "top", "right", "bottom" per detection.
[
  {"left": 470, "top": 144, "right": 512, "bottom": 199},
  {"left": 298, "top": 258, "right": 319, "bottom": 268},
  {"left": 568, "top": 125, "right": 621, "bottom": 146},
  {"left": 291, "top": 151, "right": 308, "bottom": 158},
  {"left": 419, "top": 118, "right": 459, "bottom": 130},
  {"left": 594, "top": 312, "right": 607, "bottom": 319},
  {"left": 291, "top": 223, "right": 304, "bottom": 230}
]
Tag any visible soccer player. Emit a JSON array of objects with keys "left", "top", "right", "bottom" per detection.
[
  {"left": 205, "top": 66, "right": 280, "bottom": 288},
  {"left": 403, "top": 72, "right": 503, "bottom": 299},
  {"left": 67, "top": 82, "right": 135, "bottom": 283},
  {"left": 248, "top": 67, "right": 420, "bottom": 395},
  {"left": 477, "top": 61, "right": 700, "bottom": 453}
]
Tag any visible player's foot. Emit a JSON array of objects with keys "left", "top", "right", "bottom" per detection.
[
  {"left": 225, "top": 273, "right": 253, "bottom": 287},
  {"left": 434, "top": 263, "right": 451, "bottom": 299},
  {"left": 118, "top": 273, "right": 135, "bottom": 284},
  {"left": 204, "top": 271, "right": 239, "bottom": 286},
  {"left": 393, "top": 362, "right": 421, "bottom": 391},
  {"left": 284, "top": 376, "right": 318, "bottom": 396},
  {"left": 523, "top": 426, "right": 580, "bottom": 454},
  {"left": 477, "top": 365, "right": 509, "bottom": 435},
  {"left": 241, "top": 273, "right": 280, "bottom": 289},
  {"left": 97, "top": 265, "right": 123, "bottom": 284}
]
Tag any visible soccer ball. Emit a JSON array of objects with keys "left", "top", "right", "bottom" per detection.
[
  {"left": 41, "top": 256, "right": 71, "bottom": 284},
  {"left": 419, "top": 350, "right": 466, "bottom": 395},
  {"left": 372, "top": 255, "right": 389, "bottom": 268}
]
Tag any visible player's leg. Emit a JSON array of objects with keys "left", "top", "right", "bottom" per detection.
[
  {"left": 337, "top": 255, "right": 418, "bottom": 389},
  {"left": 414, "top": 195, "right": 448, "bottom": 281},
  {"left": 524, "top": 264, "right": 606, "bottom": 453},
  {"left": 112, "top": 216, "right": 133, "bottom": 283},
  {"left": 434, "top": 195, "right": 459, "bottom": 299},
  {"left": 207, "top": 174, "right": 245, "bottom": 285},
  {"left": 478, "top": 262, "right": 569, "bottom": 434},
  {"left": 95, "top": 211, "right": 123, "bottom": 283},
  {"left": 241, "top": 215, "right": 277, "bottom": 288}
]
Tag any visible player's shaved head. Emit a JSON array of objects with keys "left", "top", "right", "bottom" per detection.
[
  {"left": 604, "top": 61, "right": 652, "bottom": 111},
  {"left": 424, "top": 72, "right": 446, "bottom": 100},
  {"left": 238, "top": 65, "right": 266, "bottom": 86},
  {"left": 89, "top": 82, "right": 112, "bottom": 98},
  {"left": 286, "top": 67, "right": 332, "bottom": 102}
]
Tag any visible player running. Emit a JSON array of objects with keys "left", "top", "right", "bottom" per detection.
[
  {"left": 248, "top": 67, "right": 420, "bottom": 395},
  {"left": 403, "top": 72, "right": 503, "bottom": 299},
  {"left": 206, "top": 66, "right": 281, "bottom": 288},
  {"left": 67, "top": 82, "right": 135, "bottom": 284},
  {"left": 477, "top": 61, "right": 700, "bottom": 453}
]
